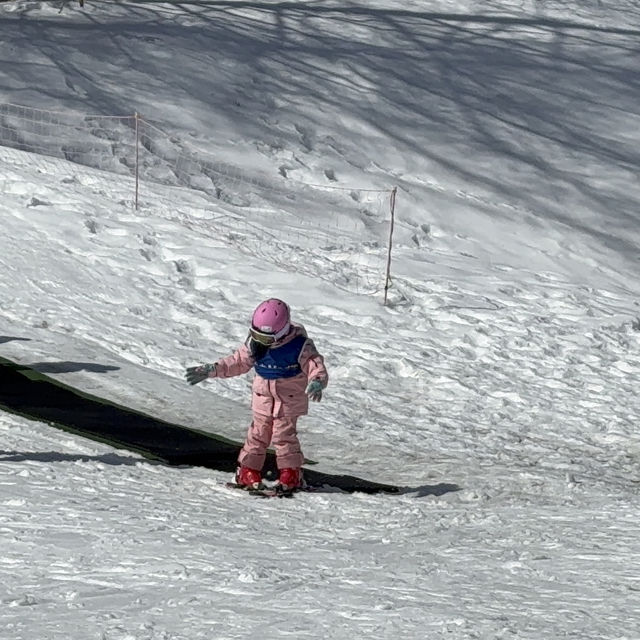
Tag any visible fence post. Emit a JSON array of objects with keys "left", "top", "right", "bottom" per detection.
[
  {"left": 134, "top": 112, "right": 140, "bottom": 210},
  {"left": 383, "top": 186, "right": 397, "bottom": 306}
]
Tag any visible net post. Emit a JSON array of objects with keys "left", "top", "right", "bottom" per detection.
[
  {"left": 134, "top": 112, "right": 140, "bottom": 210},
  {"left": 383, "top": 186, "right": 397, "bottom": 306}
]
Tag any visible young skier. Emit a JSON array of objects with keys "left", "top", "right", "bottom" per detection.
[{"left": 185, "top": 298, "right": 328, "bottom": 491}]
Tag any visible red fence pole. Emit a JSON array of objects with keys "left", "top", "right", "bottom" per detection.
[
  {"left": 383, "top": 187, "right": 397, "bottom": 306},
  {"left": 134, "top": 112, "right": 140, "bottom": 210}
]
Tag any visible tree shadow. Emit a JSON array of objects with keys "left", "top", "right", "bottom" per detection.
[
  {"left": 0, "top": 336, "right": 31, "bottom": 345},
  {"left": 29, "top": 361, "right": 120, "bottom": 374},
  {"left": 402, "top": 483, "right": 462, "bottom": 498},
  {"left": 1, "top": 1, "right": 636, "bottom": 261},
  {"left": 0, "top": 449, "right": 152, "bottom": 465}
]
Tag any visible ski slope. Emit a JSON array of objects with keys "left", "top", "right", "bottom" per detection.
[{"left": 1, "top": 1, "right": 639, "bottom": 638}]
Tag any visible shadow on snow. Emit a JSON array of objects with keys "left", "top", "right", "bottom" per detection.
[{"left": 2, "top": 2, "right": 638, "bottom": 259}]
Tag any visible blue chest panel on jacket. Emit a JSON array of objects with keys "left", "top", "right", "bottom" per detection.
[{"left": 254, "top": 335, "right": 306, "bottom": 380}]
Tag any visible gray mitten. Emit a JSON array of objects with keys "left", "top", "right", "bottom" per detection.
[{"left": 185, "top": 363, "right": 216, "bottom": 386}]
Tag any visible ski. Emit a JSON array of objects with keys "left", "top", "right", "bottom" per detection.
[
  {"left": 249, "top": 485, "right": 297, "bottom": 499},
  {"left": 225, "top": 481, "right": 303, "bottom": 498}
]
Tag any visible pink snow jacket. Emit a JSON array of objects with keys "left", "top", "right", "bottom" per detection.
[{"left": 213, "top": 323, "right": 328, "bottom": 418}]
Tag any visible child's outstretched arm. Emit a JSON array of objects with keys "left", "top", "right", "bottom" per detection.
[
  {"left": 215, "top": 344, "right": 254, "bottom": 378},
  {"left": 185, "top": 344, "right": 253, "bottom": 385}
]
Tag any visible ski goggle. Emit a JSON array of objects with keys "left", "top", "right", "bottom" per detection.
[{"left": 249, "top": 327, "right": 277, "bottom": 346}]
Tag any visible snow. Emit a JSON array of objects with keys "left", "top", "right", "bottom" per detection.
[{"left": 1, "top": 1, "right": 640, "bottom": 638}]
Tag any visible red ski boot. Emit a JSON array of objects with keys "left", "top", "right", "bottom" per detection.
[
  {"left": 235, "top": 466, "right": 262, "bottom": 489},
  {"left": 278, "top": 467, "right": 303, "bottom": 491}
]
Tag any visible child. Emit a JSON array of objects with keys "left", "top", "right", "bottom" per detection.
[{"left": 185, "top": 298, "right": 328, "bottom": 490}]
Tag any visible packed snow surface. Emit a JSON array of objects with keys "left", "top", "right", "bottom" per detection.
[{"left": 0, "top": 1, "right": 639, "bottom": 638}]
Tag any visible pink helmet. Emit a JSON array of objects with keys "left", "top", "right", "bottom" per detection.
[{"left": 250, "top": 298, "right": 291, "bottom": 343}]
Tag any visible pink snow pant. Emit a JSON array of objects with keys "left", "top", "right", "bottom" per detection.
[{"left": 238, "top": 413, "right": 304, "bottom": 471}]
